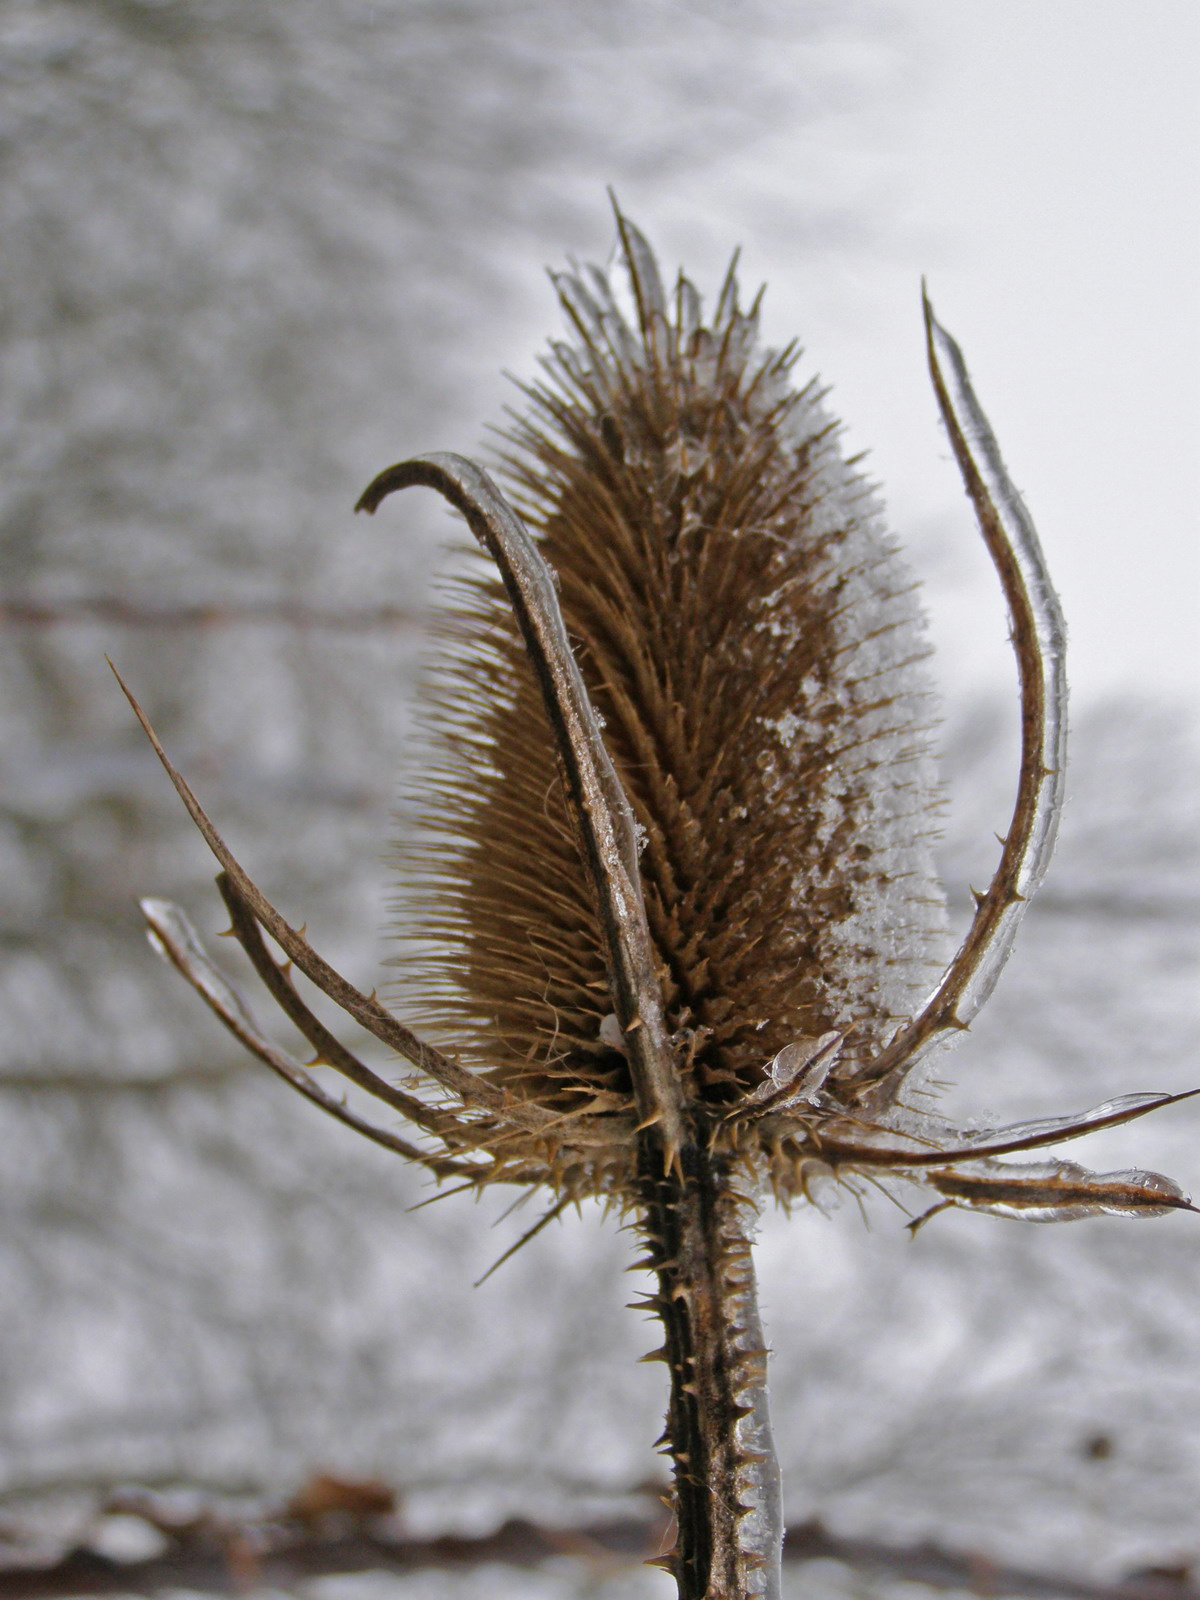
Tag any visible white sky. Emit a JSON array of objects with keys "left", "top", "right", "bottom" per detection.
[{"left": 640, "top": 0, "right": 1200, "bottom": 707}]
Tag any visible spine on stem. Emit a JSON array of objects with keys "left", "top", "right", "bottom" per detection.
[{"left": 638, "top": 1131, "right": 783, "bottom": 1600}]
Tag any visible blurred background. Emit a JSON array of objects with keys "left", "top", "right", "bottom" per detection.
[{"left": 1, "top": 1, "right": 1197, "bottom": 1595}]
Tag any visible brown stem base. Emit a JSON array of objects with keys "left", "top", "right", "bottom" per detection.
[{"left": 637, "top": 1132, "right": 782, "bottom": 1600}]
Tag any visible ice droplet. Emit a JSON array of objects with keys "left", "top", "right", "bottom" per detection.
[
  {"left": 739, "top": 1032, "right": 843, "bottom": 1116},
  {"left": 598, "top": 1013, "right": 626, "bottom": 1053}
]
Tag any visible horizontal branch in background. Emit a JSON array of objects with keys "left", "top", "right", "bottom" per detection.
[
  {"left": 0, "top": 1487, "right": 1193, "bottom": 1600},
  {"left": 0, "top": 600, "right": 423, "bottom": 632}
]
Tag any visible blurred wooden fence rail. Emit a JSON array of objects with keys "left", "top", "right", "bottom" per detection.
[
  {"left": 1, "top": 1492, "right": 1196, "bottom": 1600},
  {"left": 0, "top": 602, "right": 424, "bottom": 633}
]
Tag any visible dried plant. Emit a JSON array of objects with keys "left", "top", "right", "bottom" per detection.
[{"left": 118, "top": 207, "right": 1195, "bottom": 1600}]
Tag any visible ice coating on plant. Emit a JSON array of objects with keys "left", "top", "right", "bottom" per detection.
[
  {"left": 850, "top": 301, "right": 1071, "bottom": 1104},
  {"left": 730, "top": 1032, "right": 842, "bottom": 1122},
  {"left": 950, "top": 1093, "right": 1199, "bottom": 1156},
  {"left": 926, "top": 1158, "right": 1194, "bottom": 1223}
]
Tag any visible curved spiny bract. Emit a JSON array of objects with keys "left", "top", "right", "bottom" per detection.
[
  {"left": 388, "top": 215, "right": 949, "bottom": 1196},
  {"left": 358, "top": 453, "right": 685, "bottom": 1168},
  {"left": 847, "top": 295, "right": 1069, "bottom": 1105}
]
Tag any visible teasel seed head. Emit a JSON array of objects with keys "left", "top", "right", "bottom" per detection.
[{"left": 388, "top": 213, "right": 950, "bottom": 1197}]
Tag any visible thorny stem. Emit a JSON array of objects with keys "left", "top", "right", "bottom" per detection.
[
  {"left": 359, "top": 454, "right": 785, "bottom": 1598},
  {"left": 639, "top": 1128, "right": 782, "bottom": 1600}
]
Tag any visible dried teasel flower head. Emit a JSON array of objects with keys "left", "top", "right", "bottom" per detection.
[
  {"left": 388, "top": 213, "right": 950, "bottom": 1198},
  {"left": 123, "top": 205, "right": 1197, "bottom": 1231}
]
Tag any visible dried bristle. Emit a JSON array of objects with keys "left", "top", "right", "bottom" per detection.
[{"left": 389, "top": 219, "right": 948, "bottom": 1122}]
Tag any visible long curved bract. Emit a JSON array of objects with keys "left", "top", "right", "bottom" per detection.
[
  {"left": 852, "top": 296, "right": 1068, "bottom": 1099},
  {"left": 356, "top": 453, "right": 687, "bottom": 1164}
]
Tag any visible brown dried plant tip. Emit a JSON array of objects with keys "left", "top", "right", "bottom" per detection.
[{"left": 123, "top": 206, "right": 1195, "bottom": 1600}]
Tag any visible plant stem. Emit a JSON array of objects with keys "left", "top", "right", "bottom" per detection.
[{"left": 638, "top": 1134, "right": 783, "bottom": 1600}]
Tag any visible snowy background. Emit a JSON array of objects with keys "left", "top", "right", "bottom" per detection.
[{"left": 1, "top": 1, "right": 1197, "bottom": 1594}]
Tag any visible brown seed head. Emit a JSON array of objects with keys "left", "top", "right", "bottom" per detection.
[{"left": 388, "top": 219, "right": 948, "bottom": 1187}]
